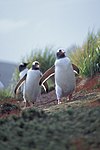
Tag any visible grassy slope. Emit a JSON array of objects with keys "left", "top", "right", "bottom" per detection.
[{"left": 0, "top": 91, "right": 100, "bottom": 150}]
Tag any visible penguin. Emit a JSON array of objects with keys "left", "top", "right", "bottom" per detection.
[
  {"left": 18, "top": 62, "right": 29, "bottom": 100},
  {"left": 15, "top": 61, "right": 48, "bottom": 109},
  {"left": 39, "top": 49, "right": 79, "bottom": 104},
  {"left": 19, "top": 62, "right": 29, "bottom": 74}
]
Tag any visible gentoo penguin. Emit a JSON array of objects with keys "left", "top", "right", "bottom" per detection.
[
  {"left": 19, "top": 62, "right": 29, "bottom": 74},
  {"left": 39, "top": 49, "right": 79, "bottom": 104},
  {"left": 15, "top": 61, "right": 48, "bottom": 108},
  {"left": 18, "top": 62, "right": 29, "bottom": 100}
]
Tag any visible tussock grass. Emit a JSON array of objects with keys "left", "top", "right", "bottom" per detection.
[
  {"left": 22, "top": 46, "right": 55, "bottom": 73},
  {"left": 69, "top": 30, "right": 100, "bottom": 77},
  {"left": 0, "top": 89, "right": 12, "bottom": 101}
]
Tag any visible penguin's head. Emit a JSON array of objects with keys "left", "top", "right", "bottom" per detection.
[
  {"left": 19, "top": 62, "right": 28, "bottom": 72},
  {"left": 56, "top": 49, "right": 66, "bottom": 59},
  {"left": 32, "top": 61, "right": 40, "bottom": 70}
]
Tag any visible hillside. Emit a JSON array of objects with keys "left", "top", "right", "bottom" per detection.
[
  {"left": 0, "top": 74, "right": 100, "bottom": 150},
  {"left": 0, "top": 61, "right": 17, "bottom": 88}
]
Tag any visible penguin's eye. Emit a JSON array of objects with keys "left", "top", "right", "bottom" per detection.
[
  {"left": 35, "top": 63, "right": 39, "bottom": 65},
  {"left": 59, "top": 49, "right": 62, "bottom": 52}
]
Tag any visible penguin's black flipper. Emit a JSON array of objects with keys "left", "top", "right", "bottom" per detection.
[
  {"left": 72, "top": 64, "right": 79, "bottom": 75},
  {"left": 14, "top": 74, "right": 27, "bottom": 94},
  {"left": 39, "top": 65, "right": 55, "bottom": 85}
]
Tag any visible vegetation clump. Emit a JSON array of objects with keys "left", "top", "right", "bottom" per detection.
[
  {"left": 69, "top": 30, "right": 100, "bottom": 77},
  {"left": 0, "top": 106, "right": 100, "bottom": 150}
]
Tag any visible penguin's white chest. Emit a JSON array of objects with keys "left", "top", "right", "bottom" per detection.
[
  {"left": 19, "top": 68, "right": 28, "bottom": 92},
  {"left": 25, "top": 70, "right": 41, "bottom": 102},
  {"left": 55, "top": 58, "right": 76, "bottom": 93},
  {"left": 19, "top": 68, "right": 28, "bottom": 79}
]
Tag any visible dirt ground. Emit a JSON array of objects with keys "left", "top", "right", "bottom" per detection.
[{"left": 0, "top": 74, "right": 100, "bottom": 118}]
